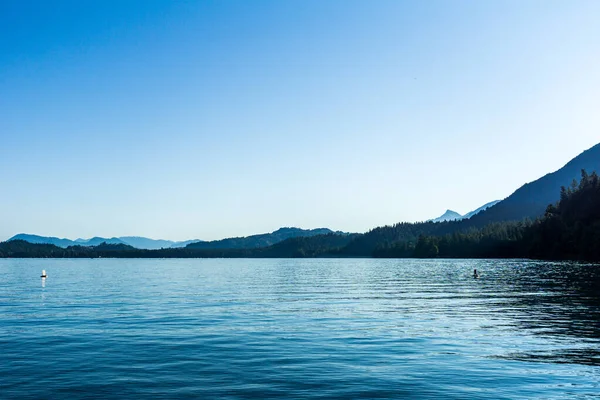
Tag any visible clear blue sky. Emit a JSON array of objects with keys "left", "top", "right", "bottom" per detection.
[{"left": 1, "top": 0, "right": 599, "bottom": 241}]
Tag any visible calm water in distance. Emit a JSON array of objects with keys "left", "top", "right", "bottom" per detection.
[{"left": 1, "top": 258, "right": 599, "bottom": 399}]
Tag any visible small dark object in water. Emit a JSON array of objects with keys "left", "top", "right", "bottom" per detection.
[{"left": 473, "top": 269, "right": 479, "bottom": 279}]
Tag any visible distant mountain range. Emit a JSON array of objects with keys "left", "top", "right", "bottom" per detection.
[
  {"left": 117, "top": 237, "right": 200, "bottom": 250},
  {"left": 5, "top": 143, "right": 600, "bottom": 259},
  {"left": 8, "top": 234, "right": 76, "bottom": 248},
  {"left": 7, "top": 234, "right": 202, "bottom": 250},
  {"left": 7, "top": 228, "right": 343, "bottom": 250},
  {"left": 185, "top": 227, "right": 342, "bottom": 249},
  {"left": 429, "top": 200, "right": 501, "bottom": 223}
]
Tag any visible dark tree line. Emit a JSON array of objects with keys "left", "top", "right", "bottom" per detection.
[
  {"left": 2, "top": 170, "right": 599, "bottom": 261},
  {"left": 525, "top": 170, "right": 600, "bottom": 261},
  {"left": 372, "top": 170, "right": 600, "bottom": 261},
  {"left": 372, "top": 222, "right": 529, "bottom": 259},
  {"left": 0, "top": 234, "right": 357, "bottom": 259}
]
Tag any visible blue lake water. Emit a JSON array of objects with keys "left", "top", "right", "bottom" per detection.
[{"left": 0, "top": 258, "right": 599, "bottom": 399}]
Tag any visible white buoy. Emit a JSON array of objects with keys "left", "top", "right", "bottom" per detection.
[{"left": 41, "top": 270, "right": 47, "bottom": 278}]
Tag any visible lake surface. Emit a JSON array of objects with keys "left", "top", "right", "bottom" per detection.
[{"left": 1, "top": 258, "right": 599, "bottom": 399}]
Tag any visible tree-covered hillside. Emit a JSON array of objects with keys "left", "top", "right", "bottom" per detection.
[
  {"left": 466, "top": 143, "right": 600, "bottom": 226},
  {"left": 185, "top": 227, "right": 339, "bottom": 249},
  {"left": 525, "top": 170, "right": 600, "bottom": 261},
  {"left": 375, "top": 170, "right": 600, "bottom": 261},
  {"left": 2, "top": 170, "right": 600, "bottom": 262}
]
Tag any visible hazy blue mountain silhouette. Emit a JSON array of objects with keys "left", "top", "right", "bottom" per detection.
[
  {"left": 8, "top": 228, "right": 337, "bottom": 250},
  {"left": 78, "top": 237, "right": 127, "bottom": 246},
  {"left": 106, "top": 236, "right": 168, "bottom": 249},
  {"left": 429, "top": 200, "right": 501, "bottom": 223},
  {"left": 430, "top": 210, "right": 462, "bottom": 222},
  {"left": 186, "top": 227, "right": 340, "bottom": 249},
  {"left": 9, "top": 234, "right": 193, "bottom": 249},
  {"left": 118, "top": 236, "right": 203, "bottom": 250},
  {"left": 8, "top": 234, "right": 75, "bottom": 248},
  {"left": 461, "top": 200, "right": 501, "bottom": 220},
  {"left": 9, "top": 235, "right": 128, "bottom": 248},
  {"left": 169, "top": 239, "right": 204, "bottom": 248}
]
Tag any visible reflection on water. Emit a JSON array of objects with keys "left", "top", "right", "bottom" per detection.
[
  {"left": 0, "top": 258, "right": 599, "bottom": 399},
  {"left": 469, "top": 262, "right": 600, "bottom": 366}
]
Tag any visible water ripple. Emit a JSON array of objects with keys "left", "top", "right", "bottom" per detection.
[{"left": 0, "top": 258, "right": 599, "bottom": 399}]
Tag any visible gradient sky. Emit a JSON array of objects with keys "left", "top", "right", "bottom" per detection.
[{"left": 1, "top": 0, "right": 599, "bottom": 241}]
